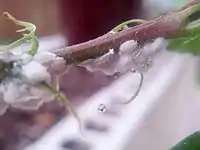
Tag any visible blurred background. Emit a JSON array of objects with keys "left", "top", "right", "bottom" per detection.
[{"left": 0, "top": 0, "right": 193, "bottom": 150}]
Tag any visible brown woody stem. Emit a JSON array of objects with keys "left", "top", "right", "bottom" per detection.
[{"left": 53, "top": 0, "right": 200, "bottom": 65}]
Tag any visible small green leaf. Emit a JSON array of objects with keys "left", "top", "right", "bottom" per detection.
[
  {"left": 168, "top": 19, "right": 200, "bottom": 55},
  {"left": 168, "top": 36, "right": 200, "bottom": 55},
  {"left": 170, "top": 131, "right": 200, "bottom": 150}
]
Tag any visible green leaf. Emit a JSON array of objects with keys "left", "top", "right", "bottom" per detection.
[
  {"left": 168, "top": 19, "right": 200, "bottom": 55},
  {"left": 170, "top": 131, "right": 200, "bottom": 150},
  {"left": 168, "top": 36, "right": 200, "bottom": 55}
]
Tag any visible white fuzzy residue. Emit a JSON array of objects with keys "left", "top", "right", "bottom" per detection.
[
  {"left": 34, "top": 51, "right": 67, "bottom": 74},
  {"left": 2, "top": 80, "right": 55, "bottom": 110},
  {"left": 22, "top": 61, "right": 51, "bottom": 84},
  {"left": 0, "top": 37, "right": 168, "bottom": 115},
  {"left": 21, "top": 54, "right": 33, "bottom": 64},
  {"left": 79, "top": 38, "right": 167, "bottom": 75},
  {"left": 34, "top": 52, "right": 57, "bottom": 66},
  {"left": 0, "top": 48, "right": 66, "bottom": 115}
]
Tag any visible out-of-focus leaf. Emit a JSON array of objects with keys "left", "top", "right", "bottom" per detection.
[
  {"left": 168, "top": 19, "right": 200, "bottom": 55},
  {"left": 170, "top": 131, "right": 200, "bottom": 150},
  {"left": 168, "top": 36, "right": 200, "bottom": 55}
]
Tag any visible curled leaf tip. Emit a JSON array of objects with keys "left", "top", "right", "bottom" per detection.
[
  {"left": 2, "top": 12, "right": 38, "bottom": 55},
  {"left": 2, "top": 12, "right": 13, "bottom": 19}
]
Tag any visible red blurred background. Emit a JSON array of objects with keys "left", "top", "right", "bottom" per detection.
[{"left": 60, "top": 0, "right": 141, "bottom": 45}]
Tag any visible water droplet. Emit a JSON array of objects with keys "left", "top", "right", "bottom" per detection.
[
  {"left": 113, "top": 72, "right": 120, "bottom": 79},
  {"left": 98, "top": 104, "right": 106, "bottom": 112}
]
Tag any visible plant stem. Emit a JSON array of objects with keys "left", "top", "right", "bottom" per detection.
[
  {"left": 110, "top": 19, "right": 147, "bottom": 32},
  {"left": 54, "top": 1, "right": 200, "bottom": 65},
  {"left": 41, "top": 82, "right": 82, "bottom": 133}
]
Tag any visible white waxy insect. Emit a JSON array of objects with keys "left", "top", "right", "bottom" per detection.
[
  {"left": 79, "top": 40, "right": 139, "bottom": 75},
  {"left": 119, "top": 40, "right": 138, "bottom": 54},
  {"left": 79, "top": 38, "right": 167, "bottom": 75},
  {"left": 0, "top": 46, "right": 69, "bottom": 115},
  {"left": 2, "top": 80, "right": 55, "bottom": 111}
]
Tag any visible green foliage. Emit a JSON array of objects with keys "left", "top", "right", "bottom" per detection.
[
  {"left": 168, "top": 3, "right": 200, "bottom": 55},
  {"left": 171, "top": 131, "right": 200, "bottom": 150},
  {"left": 168, "top": 4, "right": 200, "bottom": 148},
  {"left": 168, "top": 19, "right": 200, "bottom": 55},
  {"left": 3, "top": 12, "right": 39, "bottom": 55}
]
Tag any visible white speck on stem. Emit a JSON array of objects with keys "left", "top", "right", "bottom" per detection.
[
  {"left": 109, "top": 49, "right": 115, "bottom": 54},
  {"left": 2, "top": 80, "right": 55, "bottom": 111}
]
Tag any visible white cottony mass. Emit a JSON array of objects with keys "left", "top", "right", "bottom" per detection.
[
  {"left": 79, "top": 38, "right": 167, "bottom": 75},
  {"left": 2, "top": 80, "right": 55, "bottom": 111},
  {"left": 22, "top": 61, "right": 51, "bottom": 84},
  {"left": 0, "top": 37, "right": 167, "bottom": 115},
  {"left": 0, "top": 49, "right": 66, "bottom": 115}
]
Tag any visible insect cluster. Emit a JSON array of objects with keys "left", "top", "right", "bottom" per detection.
[
  {"left": 0, "top": 13, "right": 67, "bottom": 115},
  {"left": 0, "top": 48, "right": 66, "bottom": 115},
  {"left": 0, "top": 13, "right": 168, "bottom": 134},
  {"left": 79, "top": 37, "right": 168, "bottom": 108},
  {"left": 79, "top": 38, "right": 168, "bottom": 76}
]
